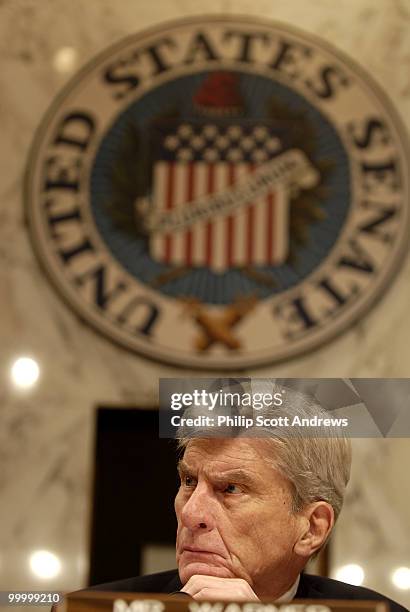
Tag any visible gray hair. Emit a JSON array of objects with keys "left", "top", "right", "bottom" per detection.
[{"left": 177, "top": 384, "right": 352, "bottom": 522}]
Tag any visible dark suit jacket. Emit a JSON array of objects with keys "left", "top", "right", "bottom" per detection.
[{"left": 87, "top": 569, "right": 408, "bottom": 612}]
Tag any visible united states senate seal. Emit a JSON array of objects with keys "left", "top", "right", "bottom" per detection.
[{"left": 26, "top": 16, "right": 409, "bottom": 369}]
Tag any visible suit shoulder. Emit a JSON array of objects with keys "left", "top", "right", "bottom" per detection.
[
  {"left": 50, "top": 571, "right": 180, "bottom": 612},
  {"left": 88, "top": 569, "right": 180, "bottom": 593},
  {"left": 301, "top": 574, "right": 408, "bottom": 612}
]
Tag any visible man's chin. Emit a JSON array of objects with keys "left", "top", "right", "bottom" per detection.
[{"left": 179, "top": 562, "right": 234, "bottom": 583}]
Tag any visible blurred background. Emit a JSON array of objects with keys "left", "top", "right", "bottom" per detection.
[{"left": 1, "top": 0, "right": 410, "bottom": 610}]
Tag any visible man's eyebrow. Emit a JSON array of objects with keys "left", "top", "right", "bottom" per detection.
[
  {"left": 177, "top": 461, "right": 257, "bottom": 487},
  {"left": 177, "top": 460, "right": 191, "bottom": 475},
  {"left": 211, "top": 469, "right": 257, "bottom": 487}
]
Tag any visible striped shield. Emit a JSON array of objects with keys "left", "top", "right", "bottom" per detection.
[{"left": 149, "top": 122, "right": 290, "bottom": 273}]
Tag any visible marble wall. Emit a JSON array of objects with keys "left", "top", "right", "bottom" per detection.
[{"left": 0, "top": 0, "right": 409, "bottom": 609}]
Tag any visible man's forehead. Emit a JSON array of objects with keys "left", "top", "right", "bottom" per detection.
[{"left": 180, "top": 438, "right": 270, "bottom": 473}]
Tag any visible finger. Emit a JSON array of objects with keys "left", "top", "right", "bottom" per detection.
[
  {"left": 193, "top": 587, "right": 257, "bottom": 602},
  {"left": 188, "top": 575, "right": 246, "bottom": 588},
  {"left": 183, "top": 575, "right": 229, "bottom": 594},
  {"left": 183, "top": 575, "right": 259, "bottom": 601},
  {"left": 193, "top": 588, "right": 232, "bottom": 601}
]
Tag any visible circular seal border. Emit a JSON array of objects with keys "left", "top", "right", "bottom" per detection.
[{"left": 25, "top": 14, "right": 410, "bottom": 370}]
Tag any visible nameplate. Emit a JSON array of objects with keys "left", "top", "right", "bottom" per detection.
[{"left": 63, "top": 591, "right": 389, "bottom": 612}]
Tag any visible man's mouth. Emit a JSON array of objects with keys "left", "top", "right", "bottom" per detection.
[{"left": 182, "top": 547, "right": 224, "bottom": 558}]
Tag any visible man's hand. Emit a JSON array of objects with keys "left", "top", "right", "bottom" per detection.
[{"left": 182, "top": 575, "right": 260, "bottom": 601}]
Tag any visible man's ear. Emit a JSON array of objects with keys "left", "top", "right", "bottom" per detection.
[{"left": 294, "top": 501, "right": 334, "bottom": 558}]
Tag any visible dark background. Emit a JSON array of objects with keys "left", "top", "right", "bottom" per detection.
[{"left": 89, "top": 408, "right": 179, "bottom": 585}]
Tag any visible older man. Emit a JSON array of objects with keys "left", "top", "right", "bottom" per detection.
[
  {"left": 174, "top": 435, "right": 337, "bottom": 601},
  {"left": 88, "top": 388, "right": 406, "bottom": 611}
]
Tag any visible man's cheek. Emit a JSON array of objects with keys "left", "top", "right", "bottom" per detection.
[
  {"left": 175, "top": 522, "right": 184, "bottom": 548},
  {"left": 174, "top": 493, "right": 184, "bottom": 520}
]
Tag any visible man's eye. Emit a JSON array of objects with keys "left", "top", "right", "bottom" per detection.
[
  {"left": 183, "top": 475, "right": 196, "bottom": 487},
  {"left": 224, "top": 483, "right": 241, "bottom": 494}
]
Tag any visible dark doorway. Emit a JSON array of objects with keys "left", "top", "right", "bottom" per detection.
[{"left": 88, "top": 408, "right": 179, "bottom": 586}]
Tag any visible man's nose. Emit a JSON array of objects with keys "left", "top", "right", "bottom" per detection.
[{"left": 180, "top": 483, "right": 215, "bottom": 532}]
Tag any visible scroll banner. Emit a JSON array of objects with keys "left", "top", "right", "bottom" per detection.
[{"left": 143, "top": 149, "right": 319, "bottom": 234}]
